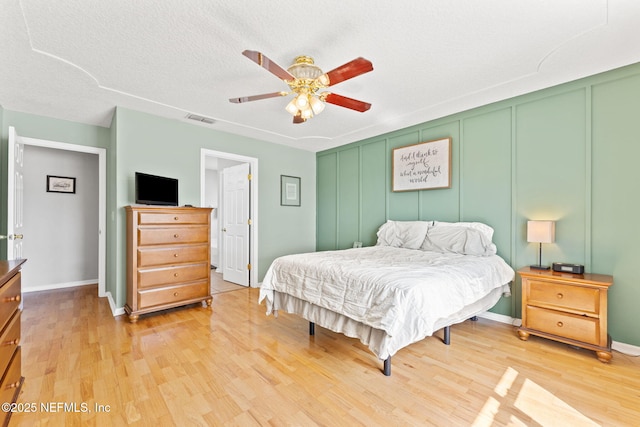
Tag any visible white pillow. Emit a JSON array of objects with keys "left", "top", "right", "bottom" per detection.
[
  {"left": 421, "top": 222, "right": 497, "bottom": 256},
  {"left": 376, "top": 220, "right": 431, "bottom": 249},
  {"left": 432, "top": 221, "right": 495, "bottom": 241}
]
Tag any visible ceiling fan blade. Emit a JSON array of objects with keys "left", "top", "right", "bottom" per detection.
[
  {"left": 229, "top": 91, "right": 287, "bottom": 103},
  {"left": 323, "top": 57, "right": 373, "bottom": 86},
  {"left": 242, "top": 50, "right": 295, "bottom": 81},
  {"left": 324, "top": 93, "right": 371, "bottom": 112},
  {"left": 293, "top": 112, "right": 306, "bottom": 124}
]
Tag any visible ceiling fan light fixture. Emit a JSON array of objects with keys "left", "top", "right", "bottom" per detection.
[
  {"left": 285, "top": 99, "right": 299, "bottom": 116},
  {"left": 287, "top": 56, "right": 323, "bottom": 80},
  {"left": 309, "top": 95, "right": 325, "bottom": 115},
  {"left": 300, "top": 106, "right": 313, "bottom": 119},
  {"left": 295, "top": 93, "right": 309, "bottom": 109}
]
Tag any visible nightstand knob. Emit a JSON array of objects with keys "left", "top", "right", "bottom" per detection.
[
  {"left": 174, "top": 292, "right": 179, "bottom": 297},
  {"left": 556, "top": 293, "right": 564, "bottom": 299},
  {"left": 557, "top": 321, "right": 564, "bottom": 328}
]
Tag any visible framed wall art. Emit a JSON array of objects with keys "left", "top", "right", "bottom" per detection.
[
  {"left": 280, "top": 175, "right": 301, "bottom": 206},
  {"left": 47, "top": 175, "right": 76, "bottom": 194},
  {"left": 392, "top": 137, "right": 451, "bottom": 191}
]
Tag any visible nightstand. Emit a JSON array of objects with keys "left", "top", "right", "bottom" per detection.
[{"left": 517, "top": 267, "right": 613, "bottom": 363}]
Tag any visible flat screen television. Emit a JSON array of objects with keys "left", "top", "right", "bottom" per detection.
[{"left": 135, "top": 172, "right": 178, "bottom": 206}]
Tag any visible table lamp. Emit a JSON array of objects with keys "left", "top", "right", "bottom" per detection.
[{"left": 527, "top": 220, "right": 555, "bottom": 270}]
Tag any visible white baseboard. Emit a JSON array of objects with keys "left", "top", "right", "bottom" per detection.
[
  {"left": 22, "top": 279, "right": 97, "bottom": 293},
  {"left": 611, "top": 341, "right": 640, "bottom": 356},
  {"left": 105, "top": 291, "right": 126, "bottom": 317},
  {"left": 478, "top": 312, "right": 640, "bottom": 356},
  {"left": 478, "top": 311, "right": 521, "bottom": 326}
]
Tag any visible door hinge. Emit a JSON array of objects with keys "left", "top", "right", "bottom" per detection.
[
  {"left": 247, "top": 263, "right": 252, "bottom": 270},
  {"left": 247, "top": 219, "right": 252, "bottom": 225},
  {"left": 247, "top": 173, "right": 252, "bottom": 181}
]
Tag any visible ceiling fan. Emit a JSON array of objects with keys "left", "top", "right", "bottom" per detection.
[{"left": 229, "top": 50, "right": 373, "bottom": 123}]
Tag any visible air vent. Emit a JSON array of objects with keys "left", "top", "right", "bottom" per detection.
[{"left": 185, "top": 113, "right": 215, "bottom": 124}]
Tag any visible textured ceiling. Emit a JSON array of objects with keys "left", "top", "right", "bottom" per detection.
[{"left": 2, "top": 0, "right": 640, "bottom": 152}]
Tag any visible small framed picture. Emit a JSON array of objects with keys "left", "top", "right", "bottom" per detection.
[
  {"left": 280, "top": 175, "right": 300, "bottom": 206},
  {"left": 47, "top": 175, "right": 76, "bottom": 194}
]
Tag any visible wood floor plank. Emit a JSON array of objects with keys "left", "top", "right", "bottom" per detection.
[{"left": 9, "top": 285, "right": 640, "bottom": 426}]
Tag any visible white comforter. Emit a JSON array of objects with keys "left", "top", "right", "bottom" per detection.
[{"left": 259, "top": 246, "right": 515, "bottom": 338}]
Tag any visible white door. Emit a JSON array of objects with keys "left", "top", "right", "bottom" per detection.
[
  {"left": 6, "top": 127, "right": 25, "bottom": 260},
  {"left": 222, "top": 163, "right": 250, "bottom": 286}
]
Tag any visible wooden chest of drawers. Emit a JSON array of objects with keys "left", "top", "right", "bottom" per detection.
[
  {"left": 517, "top": 267, "right": 613, "bottom": 362},
  {"left": 125, "top": 206, "right": 213, "bottom": 322},
  {"left": 0, "top": 259, "right": 25, "bottom": 427}
]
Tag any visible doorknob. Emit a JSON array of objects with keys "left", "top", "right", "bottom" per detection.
[{"left": 1, "top": 234, "right": 23, "bottom": 240}]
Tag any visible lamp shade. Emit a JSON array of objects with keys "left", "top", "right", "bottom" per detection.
[{"left": 527, "top": 220, "right": 555, "bottom": 243}]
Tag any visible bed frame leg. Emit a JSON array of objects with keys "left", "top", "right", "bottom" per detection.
[
  {"left": 443, "top": 325, "right": 450, "bottom": 345},
  {"left": 383, "top": 357, "right": 391, "bottom": 376},
  {"left": 309, "top": 322, "right": 315, "bottom": 336},
  {"left": 470, "top": 316, "right": 478, "bottom": 321}
]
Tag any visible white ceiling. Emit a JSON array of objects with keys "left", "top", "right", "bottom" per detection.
[{"left": 2, "top": 0, "right": 640, "bottom": 152}]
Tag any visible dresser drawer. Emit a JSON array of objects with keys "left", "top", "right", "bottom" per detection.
[
  {"left": 138, "top": 226, "right": 208, "bottom": 246},
  {"left": 138, "top": 211, "right": 209, "bottom": 225},
  {"left": 138, "top": 244, "right": 209, "bottom": 267},
  {"left": 527, "top": 279, "right": 599, "bottom": 315},
  {"left": 526, "top": 306, "right": 599, "bottom": 345},
  {"left": 138, "top": 281, "right": 209, "bottom": 309},
  {"left": 0, "top": 347, "right": 22, "bottom": 406},
  {"left": 0, "top": 274, "right": 21, "bottom": 331},
  {"left": 138, "top": 262, "right": 209, "bottom": 288},
  {"left": 0, "top": 311, "right": 20, "bottom": 378}
]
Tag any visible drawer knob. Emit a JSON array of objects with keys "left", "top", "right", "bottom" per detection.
[
  {"left": 174, "top": 273, "right": 179, "bottom": 277},
  {"left": 173, "top": 292, "right": 179, "bottom": 297},
  {"left": 557, "top": 321, "right": 564, "bottom": 328},
  {"left": 4, "top": 295, "right": 20, "bottom": 303},
  {"left": 174, "top": 234, "right": 179, "bottom": 238},
  {"left": 3, "top": 338, "right": 19, "bottom": 346},
  {"left": 556, "top": 293, "right": 564, "bottom": 299},
  {"left": 6, "top": 381, "right": 20, "bottom": 390},
  {"left": 174, "top": 253, "right": 179, "bottom": 257},
  {"left": 174, "top": 216, "right": 179, "bottom": 220}
]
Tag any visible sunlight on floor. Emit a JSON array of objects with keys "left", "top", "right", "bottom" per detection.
[{"left": 472, "top": 366, "right": 599, "bottom": 426}]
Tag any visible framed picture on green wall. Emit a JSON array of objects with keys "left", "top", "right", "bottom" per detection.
[
  {"left": 392, "top": 137, "right": 451, "bottom": 191},
  {"left": 281, "top": 175, "right": 301, "bottom": 206}
]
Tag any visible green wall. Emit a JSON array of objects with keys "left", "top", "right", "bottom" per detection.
[
  {"left": 1, "top": 107, "right": 316, "bottom": 309},
  {"left": 113, "top": 108, "right": 316, "bottom": 307},
  {"left": 316, "top": 62, "right": 640, "bottom": 346}
]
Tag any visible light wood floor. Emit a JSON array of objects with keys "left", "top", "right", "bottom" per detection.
[
  {"left": 210, "top": 271, "right": 246, "bottom": 294},
  {"left": 11, "top": 285, "right": 640, "bottom": 426}
]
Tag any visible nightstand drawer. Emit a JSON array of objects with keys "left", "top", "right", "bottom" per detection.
[
  {"left": 526, "top": 306, "right": 599, "bottom": 345},
  {"left": 527, "top": 280, "right": 599, "bottom": 315}
]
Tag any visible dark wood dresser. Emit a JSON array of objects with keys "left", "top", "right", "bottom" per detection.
[
  {"left": 0, "top": 259, "right": 25, "bottom": 426},
  {"left": 125, "top": 206, "right": 213, "bottom": 322}
]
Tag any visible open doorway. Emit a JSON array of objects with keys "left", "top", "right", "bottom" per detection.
[
  {"left": 200, "top": 149, "right": 258, "bottom": 288},
  {"left": 6, "top": 127, "right": 106, "bottom": 297}
]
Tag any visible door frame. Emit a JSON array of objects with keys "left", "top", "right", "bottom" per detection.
[
  {"left": 14, "top": 133, "right": 107, "bottom": 297},
  {"left": 200, "top": 148, "right": 258, "bottom": 287}
]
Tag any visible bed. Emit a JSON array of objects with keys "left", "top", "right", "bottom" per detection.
[{"left": 259, "top": 220, "right": 515, "bottom": 375}]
